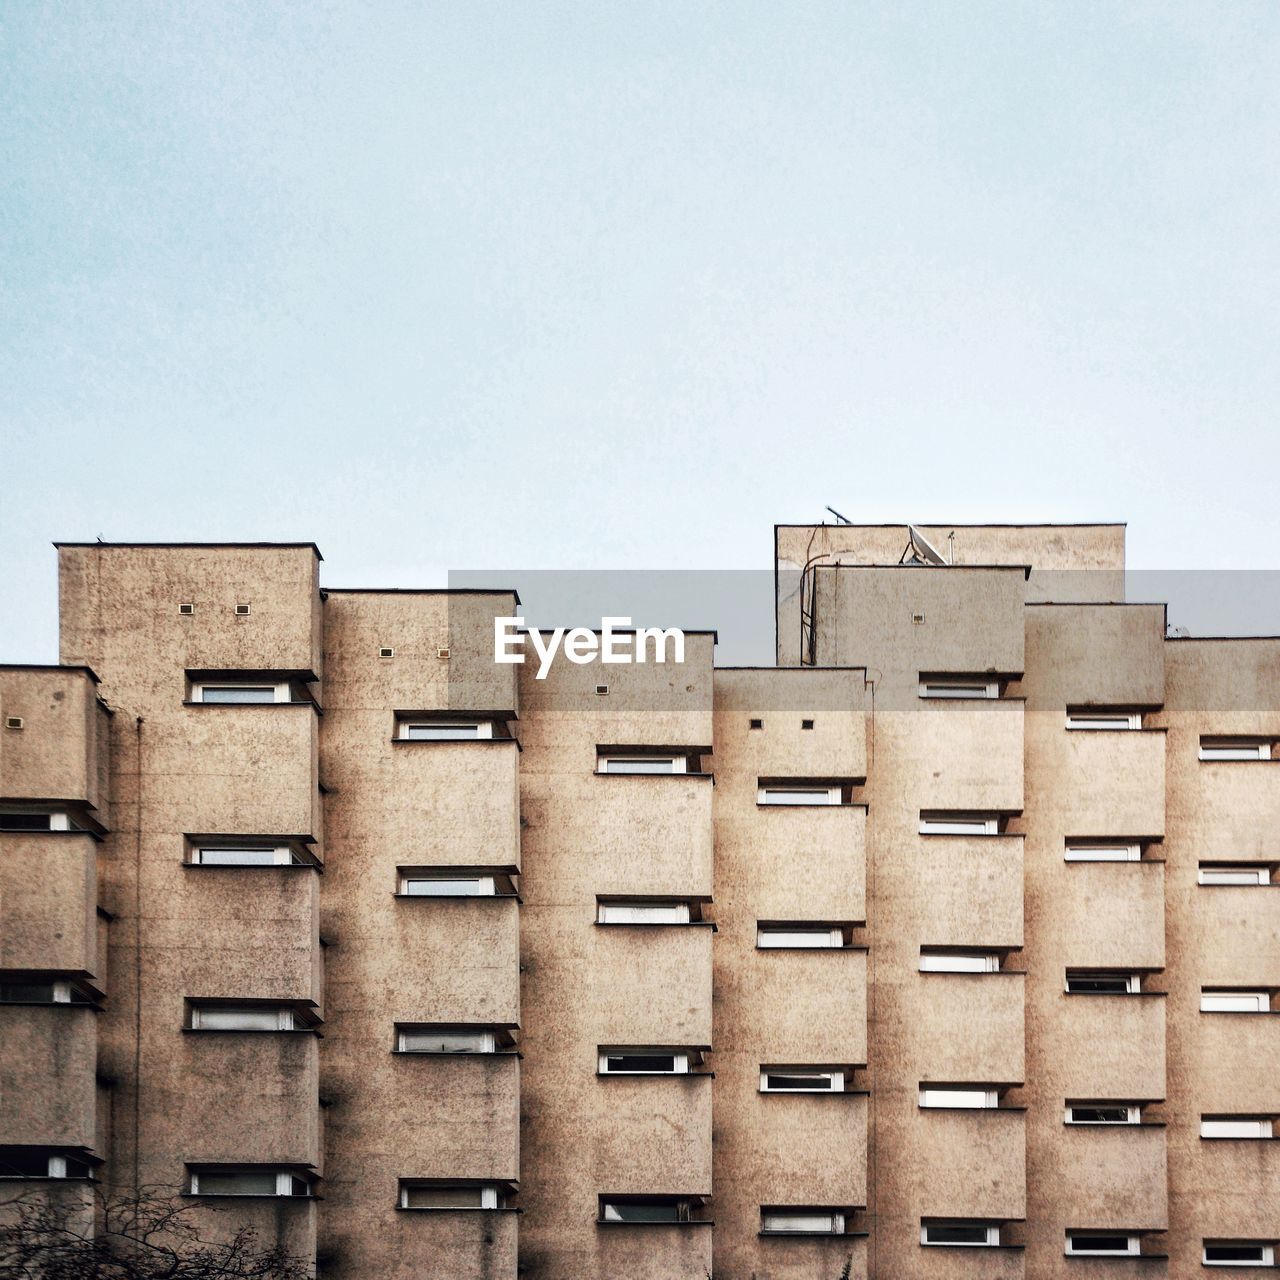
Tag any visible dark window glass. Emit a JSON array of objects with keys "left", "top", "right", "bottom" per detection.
[
  {"left": 0, "top": 814, "right": 52, "bottom": 830},
  {"left": 606, "top": 1055, "right": 676, "bottom": 1073},
  {"left": 1205, "top": 1246, "right": 1266, "bottom": 1262},
  {"left": 604, "top": 1200, "right": 686, "bottom": 1222},
  {"left": 0, "top": 1148, "right": 52, "bottom": 1177},
  {"left": 1071, "top": 1234, "right": 1132, "bottom": 1252},
  {"left": 766, "top": 1074, "right": 831, "bottom": 1090},
  {"left": 1071, "top": 1107, "right": 1132, "bottom": 1124},
  {"left": 927, "top": 1225, "right": 989, "bottom": 1244},
  {"left": 1067, "top": 975, "right": 1132, "bottom": 994}
]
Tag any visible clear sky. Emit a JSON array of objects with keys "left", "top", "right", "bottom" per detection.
[{"left": 3, "top": 1, "right": 1278, "bottom": 662}]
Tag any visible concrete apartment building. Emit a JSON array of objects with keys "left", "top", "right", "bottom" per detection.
[{"left": 1, "top": 523, "right": 1276, "bottom": 1278}]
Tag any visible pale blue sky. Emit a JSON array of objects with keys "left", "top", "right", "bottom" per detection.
[{"left": 3, "top": 2, "right": 1278, "bottom": 661}]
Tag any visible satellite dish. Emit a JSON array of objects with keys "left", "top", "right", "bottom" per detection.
[{"left": 907, "top": 525, "right": 948, "bottom": 566}]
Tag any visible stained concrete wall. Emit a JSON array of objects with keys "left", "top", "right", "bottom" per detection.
[
  {"left": 712, "top": 667, "right": 870, "bottom": 1280},
  {"left": 0, "top": 1005, "right": 97, "bottom": 1146},
  {"left": 0, "top": 665, "right": 109, "bottom": 820},
  {"left": 517, "top": 635, "right": 715, "bottom": 1280},
  {"left": 56, "top": 544, "right": 323, "bottom": 1263},
  {"left": 1161, "top": 639, "right": 1280, "bottom": 1275},
  {"left": 0, "top": 833, "right": 97, "bottom": 975},
  {"left": 319, "top": 590, "right": 522, "bottom": 1280}
]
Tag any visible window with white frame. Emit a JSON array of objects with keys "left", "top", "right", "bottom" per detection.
[
  {"left": 1065, "top": 971, "right": 1140, "bottom": 995},
  {"left": 597, "top": 900, "right": 692, "bottom": 924},
  {"left": 1066, "top": 1104, "right": 1140, "bottom": 1125},
  {"left": 189, "top": 1168, "right": 310, "bottom": 1197},
  {"left": 599, "top": 1051, "right": 689, "bottom": 1075},
  {"left": 760, "top": 1069, "right": 844, "bottom": 1093},
  {"left": 919, "top": 678, "right": 999, "bottom": 700},
  {"left": 1066, "top": 710, "right": 1142, "bottom": 730},
  {"left": 921, "top": 1222, "right": 1000, "bottom": 1246},
  {"left": 760, "top": 1210, "right": 845, "bottom": 1235},
  {"left": 191, "top": 844, "right": 303, "bottom": 866},
  {"left": 1199, "top": 865, "right": 1271, "bottom": 885},
  {"left": 1199, "top": 738, "right": 1272, "bottom": 761},
  {"left": 1203, "top": 1242, "right": 1276, "bottom": 1267},
  {"left": 192, "top": 682, "right": 292, "bottom": 704},
  {"left": 757, "top": 926, "right": 844, "bottom": 949},
  {"left": 400, "top": 721, "right": 494, "bottom": 740},
  {"left": 189, "top": 1005, "right": 295, "bottom": 1031},
  {"left": 1065, "top": 843, "right": 1141, "bottom": 862},
  {"left": 400, "top": 1182, "right": 502, "bottom": 1209},
  {"left": 597, "top": 755, "right": 687, "bottom": 774},
  {"left": 919, "top": 1087, "right": 998, "bottom": 1109},
  {"left": 1066, "top": 1232, "right": 1140, "bottom": 1256},
  {"left": 0, "top": 809, "right": 78, "bottom": 831},
  {"left": 398, "top": 871, "right": 496, "bottom": 896},
  {"left": 758, "top": 785, "right": 842, "bottom": 806},
  {"left": 0, "top": 1148, "right": 93, "bottom": 1179},
  {"left": 600, "top": 1197, "right": 695, "bottom": 1223},
  {"left": 919, "top": 951, "right": 1000, "bottom": 973},
  {"left": 0, "top": 979, "right": 87, "bottom": 1004},
  {"left": 397, "top": 1028, "right": 497, "bottom": 1054},
  {"left": 1201, "top": 991, "right": 1271, "bottom": 1013},
  {"left": 1201, "top": 1118, "right": 1273, "bottom": 1139},
  {"left": 919, "top": 812, "right": 1000, "bottom": 835}
]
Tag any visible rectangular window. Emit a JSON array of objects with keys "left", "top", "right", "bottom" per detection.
[
  {"left": 397, "top": 1029, "right": 497, "bottom": 1054},
  {"left": 0, "top": 810, "right": 74, "bottom": 831},
  {"left": 919, "top": 813, "right": 999, "bottom": 835},
  {"left": 399, "top": 873, "right": 496, "bottom": 896},
  {"left": 1204, "top": 1243, "right": 1276, "bottom": 1266},
  {"left": 757, "top": 927, "right": 844, "bottom": 949},
  {"left": 598, "top": 755, "right": 687, "bottom": 774},
  {"left": 1066, "top": 1105, "right": 1140, "bottom": 1125},
  {"left": 598, "top": 901, "right": 692, "bottom": 924},
  {"left": 1066, "top": 711, "right": 1142, "bottom": 730},
  {"left": 190, "top": 1006, "right": 294, "bottom": 1031},
  {"left": 192, "top": 846, "right": 299, "bottom": 867},
  {"left": 1066, "top": 1232, "right": 1140, "bottom": 1256},
  {"left": 401, "top": 722, "right": 494, "bottom": 740},
  {"left": 0, "top": 980, "right": 79, "bottom": 1004},
  {"left": 919, "top": 679, "right": 999, "bottom": 700},
  {"left": 1201, "top": 991, "right": 1270, "bottom": 1013},
  {"left": 1065, "top": 843, "right": 1141, "bottom": 862},
  {"left": 921, "top": 1223, "right": 1000, "bottom": 1246},
  {"left": 1201, "top": 1118, "right": 1273, "bottom": 1139},
  {"left": 190, "top": 1169, "right": 309, "bottom": 1197},
  {"left": 1199, "top": 865, "right": 1271, "bottom": 885},
  {"left": 758, "top": 786, "right": 842, "bottom": 806},
  {"left": 1066, "top": 972, "right": 1139, "bottom": 995},
  {"left": 193, "top": 683, "right": 290, "bottom": 704},
  {"left": 0, "top": 1148, "right": 92, "bottom": 1179},
  {"left": 760, "top": 1069, "right": 844, "bottom": 1093},
  {"left": 1200, "top": 739, "right": 1272, "bottom": 761},
  {"left": 601, "top": 1198, "right": 693, "bottom": 1223},
  {"left": 760, "top": 1210, "right": 845, "bottom": 1235},
  {"left": 919, "top": 1088, "right": 998, "bottom": 1109},
  {"left": 400, "top": 1183, "right": 500, "bottom": 1209},
  {"left": 599, "top": 1052, "right": 689, "bottom": 1074},
  {"left": 919, "top": 952, "right": 1000, "bottom": 973}
]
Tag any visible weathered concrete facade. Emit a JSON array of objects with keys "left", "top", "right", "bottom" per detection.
[{"left": 0, "top": 525, "right": 1274, "bottom": 1278}]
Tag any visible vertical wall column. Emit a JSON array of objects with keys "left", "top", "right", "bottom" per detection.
[
  {"left": 56, "top": 544, "right": 324, "bottom": 1262},
  {"left": 517, "top": 635, "right": 716, "bottom": 1280},
  {"left": 0, "top": 666, "right": 109, "bottom": 1211},
  {"left": 318, "top": 591, "right": 522, "bottom": 1279},
  {"left": 710, "top": 668, "right": 869, "bottom": 1279}
]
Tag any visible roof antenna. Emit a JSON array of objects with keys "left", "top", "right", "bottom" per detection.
[{"left": 826, "top": 506, "right": 852, "bottom": 525}]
